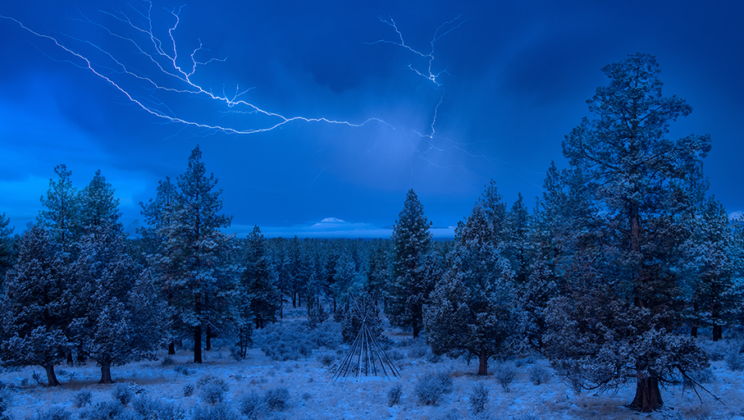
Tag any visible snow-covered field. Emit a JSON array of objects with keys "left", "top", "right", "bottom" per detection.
[{"left": 1, "top": 308, "right": 742, "bottom": 420}]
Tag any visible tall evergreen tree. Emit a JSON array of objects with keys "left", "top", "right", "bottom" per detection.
[
  {"left": 386, "top": 189, "right": 432, "bottom": 338},
  {"left": 546, "top": 53, "right": 711, "bottom": 411},
  {"left": 505, "top": 193, "right": 531, "bottom": 285},
  {"left": 159, "top": 146, "right": 233, "bottom": 363},
  {"left": 0, "top": 227, "right": 69, "bottom": 386},
  {"left": 241, "top": 226, "right": 279, "bottom": 329}
]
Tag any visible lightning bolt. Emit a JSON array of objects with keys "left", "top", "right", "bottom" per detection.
[
  {"left": 0, "top": 1, "right": 389, "bottom": 136},
  {"left": 367, "top": 15, "right": 467, "bottom": 139}
]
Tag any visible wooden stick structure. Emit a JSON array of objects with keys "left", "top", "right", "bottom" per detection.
[{"left": 332, "top": 297, "right": 400, "bottom": 381}]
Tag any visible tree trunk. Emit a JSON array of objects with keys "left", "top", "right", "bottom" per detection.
[
  {"left": 691, "top": 325, "right": 698, "bottom": 338},
  {"left": 194, "top": 324, "right": 203, "bottom": 363},
  {"left": 412, "top": 322, "right": 420, "bottom": 339},
  {"left": 205, "top": 325, "right": 212, "bottom": 351},
  {"left": 66, "top": 351, "right": 73, "bottom": 366},
  {"left": 168, "top": 339, "right": 175, "bottom": 355},
  {"left": 477, "top": 350, "right": 488, "bottom": 375},
  {"left": 292, "top": 292, "right": 296, "bottom": 308},
  {"left": 44, "top": 365, "right": 60, "bottom": 387},
  {"left": 99, "top": 362, "right": 113, "bottom": 384},
  {"left": 630, "top": 377, "right": 663, "bottom": 412},
  {"left": 713, "top": 325, "right": 723, "bottom": 341}
]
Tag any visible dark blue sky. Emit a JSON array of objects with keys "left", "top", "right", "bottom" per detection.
[{"left": 1, "top": 0, "right": 742, "bottom": 237}]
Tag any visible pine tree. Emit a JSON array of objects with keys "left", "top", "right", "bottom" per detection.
[
  {"left": 505, "top": 193, "right": 531, "bottom": 285},
  {"left": 241, "top": 226, "right": 279, "bottom": 329},
  {"left": 37, "top": 164, "right": 81, "bottom": 258},
  {"left": 547, "top": 53, "right": 712, "bottom": 411},
  {"left": 386, "top": 190, "right": 432, "bottom": 338},
  {"left": 366, "top": 241, "right": 389, "bottom": 306},
  {"left": 425, "top": 203, "right": 522, "bottom": 375},
  {"left": 159, "top": 145, "right": 233, "bottom": 363},
  {"left": 78, "top": 169, "right": 122, "bottom": 234},
  {"left": 0, "top": 227, "right": 69, "bottom": 386},
  {"left": 0, "top": 213, "right": 15, "bottom": 292},
  {"left": 679, "top": 197, "right": 740, "bottom": 340}
]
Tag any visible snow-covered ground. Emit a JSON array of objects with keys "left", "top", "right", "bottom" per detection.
[{"left": 1, "top": 308, "right": 742, "bottom": 420}]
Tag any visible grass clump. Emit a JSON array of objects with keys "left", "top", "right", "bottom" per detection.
[
  {"left": 238, "top": 392, "right": 264, "bottom": 420},
  {"left": 73, "top": 389, "right": 92, "bottom": 408},
  {"left": 264, "top": 387, "right": 290, "bottom": 411},
  {"left": 469, "top": 382, "right": 489, "bottom": 414},
  {"left": 111, "top": 384, "right": 134, "bottom": 406}
]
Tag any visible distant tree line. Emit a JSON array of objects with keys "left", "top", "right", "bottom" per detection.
[{"left": 0, "top": 53, "right": 743, "bottom": 413}]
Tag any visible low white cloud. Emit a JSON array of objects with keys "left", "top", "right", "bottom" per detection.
[
  {"left": 729, "top": 211, "right": 743, "bottom": 220},
  {"left": 229, "top": 217, "right": 455, "bottom": 239}
]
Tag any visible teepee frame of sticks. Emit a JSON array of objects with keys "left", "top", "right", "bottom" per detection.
[{"left": 333, "top": 295, "right": 400, "bottom": 381}]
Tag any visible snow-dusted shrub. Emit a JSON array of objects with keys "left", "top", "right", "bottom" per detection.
[
  {"left": 426, "top": 350, "right": 442, "bottom": 363},
  {"left": 80, "top": 401, "right": 123, "bottom": 420},
  {"left": 414, "top": 372, "right": 453, "bottom": 405},
  {"left": 684, "top": 367, "right": 715, "bottom": 388},
  {"left": 408, "top": 345, "right": 428, "bottom": 359},
  {"left": 698, "top": 339, "right": 728, "bottom": 361},
  {"left": 132, "top": 395, "right": 185, "bottom": 420},
  {"left": 229, "top": 346, "right": 243, "bottom": 361},
  {"left": 111, "top": 384, "right": 134, "bottom": 406},
  {"left": 317, "top": 353, "right": 334, "bottom": 367},
  {"left": 34, "top": 407, "right": 70, "bottom": 420},
  {"left": 74, "top": 389, "right": 93, "bottom": 408},
  {"left": 264, "top": 387, "right": 290, "bottom": 411},
  {"left": 238, "top": 392, "right": 264, "bottom": 419},
  {"left": 183, "top": 384, "right": 194, "bottom": 397},
  {"left": 528, "top": 363, "right": 551, "bottom": 385},
  {"left": 725, "top": 345, "right": 744, "bottom": 371},
  {"left": 173, "top": 366, "right": 191, "bottom": 376},
  {"left": 469, "top": 382, "right": 489, "bottom": 414},
  {"left": 192, "top": 403, "right": 238, "bottom": 420},
  {"left": 387, "top": 383, "right": 402, "bottom": 407},
  {"left": 160, "top": 356, "right": 175, "bottom": 366},
  {"left": 0, "top": 394, "right": 10, "bottom": 420},
  {"left": 494, "top": 361, "right": 517, "bottom": 392},
  {"left": 200, "top": 382, "right": 228, "bottom": 405},
  {"left": 388, "top": 350, "right": 404, "bottom": 361}
]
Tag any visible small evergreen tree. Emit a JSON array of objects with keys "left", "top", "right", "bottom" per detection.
[
  {"left": 386, "top": 190, "right": 432, "bottom": 338},
  {"left": 0, "top": 227, "right": 69, "bottom": 386},
  {"left": 425, "top": 203, "right": 522, "bottom": 375},
  {"left": 241, "top": 226, "right": 279, "bottom": 329}
]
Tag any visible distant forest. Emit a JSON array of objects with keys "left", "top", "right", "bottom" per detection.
[{"left": 1, "top": 53, "right": 742, "bottom": 412}]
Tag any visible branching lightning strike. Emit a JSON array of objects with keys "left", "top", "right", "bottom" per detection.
[
  {"left": 368, "top": 15, "right": 467, "bottom": 139},
  {"left": 0, "top": 1, "right": 387, "bottom": 136}
]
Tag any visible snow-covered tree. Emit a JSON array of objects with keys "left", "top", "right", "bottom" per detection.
[
  {"left": 157, "top": 145, "right": 233, "bottom": 363},
  {"left": 425, "top": 203, "right": 522, "bottom": 375},
  {"left": 386, "top": 190, "right": 433, "bottom": 338},
  {"left": 679, "top": 197, "right": 741, "bottom": 340},
  {"left": 0, "top": 213, "right": 16, "bottom": 292},
  {"left": 241, "top": 226, "right": 279, "bottom": 329},
  {"left": 37, "top": 164, "right": 81, "bottom": 258},
  {"left": 505, "top": 193, "right": 531, "bottom": 285},
  {"left": 547, "top": 53, "right": 712, "bottom": 411},
  {"left": 366, "top": 241, "right": 389, "bottom": 306},
  {"left": 77, "top": 169, "right": 122, "bottom": 234},
  {"left": 0, "top": 226, "right": 69, "bottom": 386}
]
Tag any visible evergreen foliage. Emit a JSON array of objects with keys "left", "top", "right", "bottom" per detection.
[
  {"left": 545, "top": 53, "right": 712, "bottom": 412},
  {"left": 425, "top": 202, "right": 523, "bottom": 375},
  {"left": 0, "top": 226, "right": 69, "bottom": 386},
  {"left": 386, "top": 189, "right": 433, "bottom": 338}
]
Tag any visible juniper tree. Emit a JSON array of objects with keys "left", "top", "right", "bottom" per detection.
[
  {"left": 386, "top": 190, "right": 432, "bottom": 338},
  {"left": 546, "top": 53, "right": 712, "bottom": 412},
  {"left": 0, "top": 226, "right": 69, "bottom": 386},
  {"left": 425, "top": 203, "right": 522, "bottom": 375}
]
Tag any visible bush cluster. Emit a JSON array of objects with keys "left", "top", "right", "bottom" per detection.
[
  {"left": 74, "top": 389, "right": 92, "bottom": 408},
  {"left": 197, "top": 375, "right": 230, "bottom": 405},
  {"left": 528, "top": 363, "right": 550, "bottom": 385},
  {"left": 254, "top": 321, "right": 342, "bottom": 361},
  {"left": 414, "top": 372, "right": 453, "bottom": 405}
]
